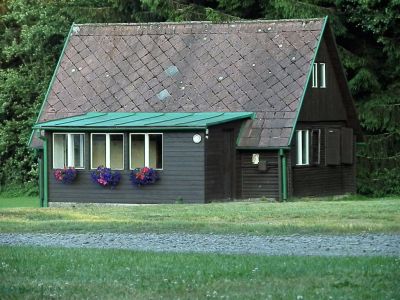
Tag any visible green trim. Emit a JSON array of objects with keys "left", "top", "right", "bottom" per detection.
[
  {"left": 28, "top": 23, "right": 75, "bottom": 147},
  {"left": 41, "top": 137, "right": 48, "bottom": 208},
  {"left": 33, "top": 112, "right": 254, "bottom": 130},
  {"left": 205, "top": 113, "right": 255, "bottom": 127},
  {"left": 34, "top": 126, "right": 206, "bottom": 131},
  {"left": 236, "top": 146, "right": 291, "bottom": 151},
  {"left": 38, "top": 153, "right": 44, "bottom": 207},
  {"left": 279, "top": 148, "right": 288, "bottom": 201},
  {"left": 287, "top": 16, "right": 329, "bottom": 146}
]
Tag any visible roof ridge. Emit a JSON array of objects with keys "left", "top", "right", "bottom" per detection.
[{"left": 74, "top": 18, "right": 324, "bottom": 27}]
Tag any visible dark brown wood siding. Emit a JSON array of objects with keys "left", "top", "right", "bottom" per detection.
[
  {"left": 204, "top": 121, "right": 243, "bottom": 202},
  {"left": 291, "top": 123, "right": 356, "bottom": 197},
  {"left": 239, "top": 151, "right": 280, "bottom": 199},
  {"left": 299, "top": 34, "right": 348, "bottom": 123},
  {"left": 47, "top": 131, "right": 205, "bottom": 204},
  {"left": 292, "top": 29, "right": 358, "bottom": 198}
]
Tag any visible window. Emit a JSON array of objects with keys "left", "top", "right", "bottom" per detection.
[
  {"left": 130, "top": 133, "right": 163, "bottom": 169},
  {"left": 296, "top": 130, "right": 309, "bottom": 165},
  {"left": 311, "top": 62, "right": 326, "bottom": 88},
  {"left": 312, "top": 63, "right": 318, "bottom": 88},
  {"left": 320, "top": 63, "right": 326, "bottom": 88},
  {"left": 91, "top": 133, "right": 124, "bottom": 169},
  {"left": 311, "top": 129, "right": 321, "bottom": 165},
  {"left": 53, "top": 133, "right": 84, "bottom": 169}
]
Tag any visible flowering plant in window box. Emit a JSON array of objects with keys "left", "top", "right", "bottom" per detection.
[
  {"left": 130, "top": 167, "right": 159, "bottom": 187},
  {"left": 53, "top": 167, "right": 78, "bottom": 184},
  {"left": 91, "top": 166, "right": 121, "bottom": 188}
]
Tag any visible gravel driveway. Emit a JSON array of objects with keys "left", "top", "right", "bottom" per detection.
[{"left": 1, "top": 233, "right": 399, "bottom": 256}]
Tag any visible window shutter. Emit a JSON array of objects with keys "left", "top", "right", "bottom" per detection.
[
  {"left": 341, "top": 127, "right": 354, "bottom": 164},
  {"left": 325, "top": 128, "right": 340, "bottom": 165},
  {"left": 311, "top": 129, "right": 321, "bottom": 165}
]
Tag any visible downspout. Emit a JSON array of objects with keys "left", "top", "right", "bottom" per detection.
[
  {"left": 38, "top": 134, "right": 48, "bottom": 208},
  {"left": 279, "top": 148, "right": 288, "bottom": 201}
]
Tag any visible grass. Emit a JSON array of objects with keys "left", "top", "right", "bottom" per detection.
[
  {"left": 0, "top": 196, "right": 39, "bottom": 208},
  {"left": 0, "top": 196, "right": 399, "bottom": 235},
  {"left": 0, "top": 246, "right": 398, "bottom": 299}
]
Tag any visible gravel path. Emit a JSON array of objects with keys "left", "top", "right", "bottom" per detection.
[{"left": 0, "top": 233, "right": 399, "bottom": 256}]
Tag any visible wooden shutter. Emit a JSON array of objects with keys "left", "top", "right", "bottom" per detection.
[
  {"left": 325, "top": 128, "right": 340, "bottom": 165},
  {"left": 311, "top": 129, "right": 321, "bottom": 165},
  {"left": 341, "top": 127, "right": 354, "bottom": 164}
]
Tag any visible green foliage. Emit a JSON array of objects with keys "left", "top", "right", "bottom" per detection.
[{"left": 0, "top": 0, "right": 139, "bottom": 189}]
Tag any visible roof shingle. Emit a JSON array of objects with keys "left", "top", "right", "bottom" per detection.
[{"left": 33, "top": 19, "right": 324, "bottom": 148}]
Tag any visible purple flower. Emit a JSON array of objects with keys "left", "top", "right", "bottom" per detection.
[
  {"left": 91, "top": 166, "right": 121, "bottom": 188},
  {"left": 53, "top": 167, "right": 77, "bottom": 184},
  {"left": 130, "top": 167, "right": 159, "bottom": 187}
]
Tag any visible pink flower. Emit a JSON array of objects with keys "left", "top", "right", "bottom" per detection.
[{"left": 97, "top": 178, "right": 108, "bottom": 186}]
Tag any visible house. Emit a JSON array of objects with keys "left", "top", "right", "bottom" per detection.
[{"left": 30, "top": 17, "right": 362, "bottom": 206}]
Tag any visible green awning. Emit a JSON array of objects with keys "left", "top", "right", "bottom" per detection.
[{"left": 33, "top": 112, "right": 255, "bottom": 130}]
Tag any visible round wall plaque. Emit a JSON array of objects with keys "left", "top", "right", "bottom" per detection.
[{"left": 193, "top": 134, "right": 202, "bottom": 144}]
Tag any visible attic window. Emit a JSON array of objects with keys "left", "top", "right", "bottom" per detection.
[
  {"left": 312, "top": 62, "right": 326, "bottom": 88},
  {"left": 320, "top": 63, "right": 326, "bottom": 88}
]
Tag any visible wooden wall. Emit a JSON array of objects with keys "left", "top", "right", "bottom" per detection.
[
  {"left": 290, "top": 30, "right": 358, "bottom": 198},
  {"left": 289, "top": 123, "right": 356, "bottom": 197},
  {"left": 47, "top": 131, "right": 206, "bottom": 204},
  {"left": 299, "top": 35, "right": 348, "bottom": 123},
  {"left": 204, "top": 121, "right": 243, "bottom": 202},
  {"left": 238, "top": 151, "right": 280, "bottom": 199}
]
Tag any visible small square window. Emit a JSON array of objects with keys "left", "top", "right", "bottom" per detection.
[
  {"left": 53, "top": 133, "right": 85, "bottom": 169},
  {"left": 91, "top": 133, "right": 124, "bottom": 170},
  {"left": 130, "top": 133, "right": 163, "bottom": 170}
]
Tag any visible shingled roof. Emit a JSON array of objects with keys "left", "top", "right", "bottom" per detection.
[{"left": 31, "top": 18, "right": 325, "bottom": 148}]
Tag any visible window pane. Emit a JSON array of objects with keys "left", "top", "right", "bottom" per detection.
[
  {"left": 53, "top": 134, "right": 67, "bottom": 168},
  {"left": 296, "top": 131, "right": 302, "bottom": 165},
  {"left": 92, "top": 134, "right": 106, "bottom": 168},
  {"left": 130, "top": 135, "right": 145, "bottom": 169},
  {"left": 72, "top": 134, "right": 84, "bottom": 168},
  {"left": 149, "top": 134, "right": 163, "bottom": 169},
  {"left": 302, "top": 130, "right": 309, "bottom": 165},
  {"left": 312, "top": 63, "right": 318, "bottom": 87},
  {"left": 110, "top": 134, "right": 124, "bottom": 169},
  {"left": 320, "top": 63, "right": 326, "bottom": 88}
]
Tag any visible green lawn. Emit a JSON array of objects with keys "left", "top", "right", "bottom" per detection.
[
  {"left": 0, "top": 196, "right": 39, "bottom": 208},
  {"left": 0, "top": 246, "right": 398, "bottom": 300},
  {"left": 0, "top": 196, "right": 399, "bottom": 235}
]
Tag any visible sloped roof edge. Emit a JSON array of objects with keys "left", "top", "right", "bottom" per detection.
[
  {"left": 74, "top": 18, "right": 324, "bottom": 27},
  {"left": 287, "top": 16, "right": 328, "bottom": 146},
  {"left": 28, "top": 23, "right": 75, "bottom": 148}
]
